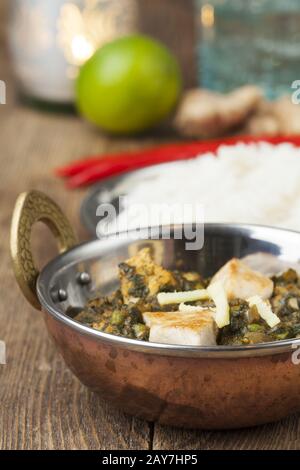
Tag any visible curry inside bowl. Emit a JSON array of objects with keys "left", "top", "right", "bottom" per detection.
[{"left": 37, "top": 223, "right": 300, "bottom": 356}]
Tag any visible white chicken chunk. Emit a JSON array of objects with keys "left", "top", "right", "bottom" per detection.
[
  {"left": 143, "top": 310, "right": 217, "bottom": 346},
  {"left": 210, "top": 258, "right": 273, "bottom": 300}
]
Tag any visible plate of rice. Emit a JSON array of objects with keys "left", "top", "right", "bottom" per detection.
[{"left": 80, "top": 137, "right": 300, "bottom": 236}]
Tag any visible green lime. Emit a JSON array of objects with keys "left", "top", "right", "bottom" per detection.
[{"left": 75, "top": 34, "right": 182, "bottom": 134}]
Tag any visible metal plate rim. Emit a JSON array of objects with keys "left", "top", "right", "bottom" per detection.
[{"left": 37, "top": 222, "right": 300, "bottom": 358}]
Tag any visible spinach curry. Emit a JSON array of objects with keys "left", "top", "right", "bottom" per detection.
[{"left": 74, "top": 248, "right": 300, "bottom": 346}]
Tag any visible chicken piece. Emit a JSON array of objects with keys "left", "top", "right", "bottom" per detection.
[
  {"left": 143, "top": 310, "right": 217, "bottom": 346},
  {"left": 174, "top": 86, "right": 262, "bottom": 138},
  {"left": 119, "top": 247, "right": 176, "bottom": 304},
  {"left": 210, "top": 258, "right": 273, "bottom": 301}
]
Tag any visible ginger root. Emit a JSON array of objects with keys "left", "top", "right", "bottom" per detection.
[
  {"left": 174, "top": 85, "right": 263, "bottom": 138},
  {"left": 174, "top": 85, "right": 300, "bottom": 138}
]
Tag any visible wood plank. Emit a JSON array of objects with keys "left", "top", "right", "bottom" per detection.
[
  {"left": 0, "top": 102, "right": 158, "bottom": 449},
  {"left": 153, "top": 410, "right": 300, "bottom": 450},
  {"left": 0, "top": 2, "right": 168, "bottom": 449}
]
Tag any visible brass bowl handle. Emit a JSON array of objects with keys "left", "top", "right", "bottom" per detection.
[{"left": 10, "top": 190, "right": 77, "bottom": 310}]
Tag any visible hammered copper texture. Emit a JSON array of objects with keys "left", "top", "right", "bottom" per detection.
[{"left": 45, "top": 313, "right": 300, "bottom": 430}]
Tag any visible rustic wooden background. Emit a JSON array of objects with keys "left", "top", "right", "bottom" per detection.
[{"left": 1, "top": 1, "right": 300, "bottom": 450}]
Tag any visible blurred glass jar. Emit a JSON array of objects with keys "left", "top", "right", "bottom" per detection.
[
  {"left": 196, "top": 0, "right": 300, "bottom": 98},
  {"left": 8, "top": 0, "right": 137, "bottom": 104}
]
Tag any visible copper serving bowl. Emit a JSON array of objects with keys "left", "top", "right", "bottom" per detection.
[{"left": 10, "top": 191, "right": 300, "bottom": 429}]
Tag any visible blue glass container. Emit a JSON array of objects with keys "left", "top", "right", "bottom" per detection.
[{"left": 196, "top": 0, "right": 300, "bottom": 98}]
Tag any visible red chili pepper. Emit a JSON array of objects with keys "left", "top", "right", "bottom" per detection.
[
  {"left": 56, "top": 135, "right": 300, "bottom": 188},
  {"left": 55, "top": 141, "right": 212, "bottom": 178},
  {"left": 66, "top": 147, "right": 201, "bottom": 188}
]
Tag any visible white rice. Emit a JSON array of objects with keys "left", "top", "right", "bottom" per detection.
[{"left": 111, "top": 142, "right": 300, "bottom": 232}]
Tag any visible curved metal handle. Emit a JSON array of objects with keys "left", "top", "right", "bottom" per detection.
[{"left": 10, "top": 190, "right": 77, "bottom": 310}]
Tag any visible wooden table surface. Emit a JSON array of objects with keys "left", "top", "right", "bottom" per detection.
[{"left": 1, "top": 5, "right": 300, "bottom": 452}]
